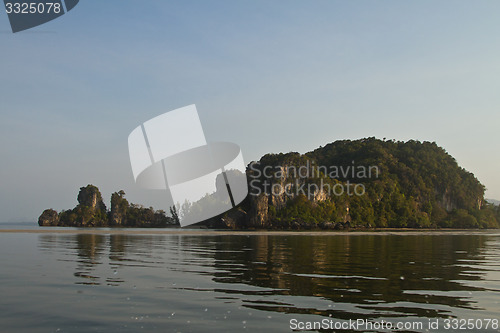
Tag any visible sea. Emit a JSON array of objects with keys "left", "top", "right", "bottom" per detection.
[{"left": 1, "top": 222, "right": 500, "bottom": 332}]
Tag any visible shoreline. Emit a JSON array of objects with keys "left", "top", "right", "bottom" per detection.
[{"left": 1, "top": 228, "right": 499, "bottom": 236}]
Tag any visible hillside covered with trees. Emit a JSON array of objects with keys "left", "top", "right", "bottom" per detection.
[{"left": 215, "top": 138, "right": 499, "bottom": 229}]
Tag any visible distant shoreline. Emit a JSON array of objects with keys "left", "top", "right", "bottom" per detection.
[{"left": 1, "top": 228, "right": 499, "bottom": 236}]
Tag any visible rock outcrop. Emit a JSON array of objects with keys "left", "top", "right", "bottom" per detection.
[
  {"left": 110, "top": 190, "right": 128, "bottom": 226},
  {"left": 56, "top": 185, "right": 108, "bottom": 227},
  {"left": 39, "top": 185, "right": 178, "bottom": 228},
  {"left": 77, "top": 184, "right": 107, "bottom": 212},
  {"left": 38, "top": 209, "right": 59, "bottom": 226}
]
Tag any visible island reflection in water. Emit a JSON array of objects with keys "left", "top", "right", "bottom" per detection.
[{"left": 25, "top": 234, "right": 500, "bottom": 331}]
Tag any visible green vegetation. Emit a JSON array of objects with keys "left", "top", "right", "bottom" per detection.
[
  {"left": 245, "top": 138, "right": 498, "bottom": 229},
  {"left": 39, "top": 185, "right": 179, "bottom": 227}
]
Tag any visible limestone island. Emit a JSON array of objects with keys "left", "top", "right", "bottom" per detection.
[{"left": 39, "top": 138, "right": 500, "bottom": 229}]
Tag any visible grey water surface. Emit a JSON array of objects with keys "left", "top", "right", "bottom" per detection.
[{"left": 1, "top": 231, "right": 500, "bottom": 332}]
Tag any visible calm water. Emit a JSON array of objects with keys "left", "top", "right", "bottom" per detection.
[{"left": 1, "top": 232, "right": 500, "bottom": 332}]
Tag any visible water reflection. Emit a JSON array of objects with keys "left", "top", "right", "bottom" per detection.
[
  {"left": 38, "top": 233, "right": 500, "bottom": 330},
  {"left": 179, "top": 235, "right": 498, "bottom": 320}
]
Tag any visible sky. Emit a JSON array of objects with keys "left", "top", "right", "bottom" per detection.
[{"left": 1, "top": 0, "right": 499, "bottom": 222}]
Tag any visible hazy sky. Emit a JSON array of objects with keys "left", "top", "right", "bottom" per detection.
[{"left": 1, "top": 1, "right": 499, "bottom": 222}]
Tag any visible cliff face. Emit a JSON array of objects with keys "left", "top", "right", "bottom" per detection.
[
  {"left": 110, "top": 190, "right": 128, "bottom": 226},
  {"left": 441, "top": 188, "right": 458, "bottom": 212},
  {"left": 247, "top": 193, "right": 269, "bottom": 228},
  {"left": 77, "top": 185, "right": 107, "bottom": 213},
  {"left": 55, "top": 185, "right": 108, "bottom": 227}
]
